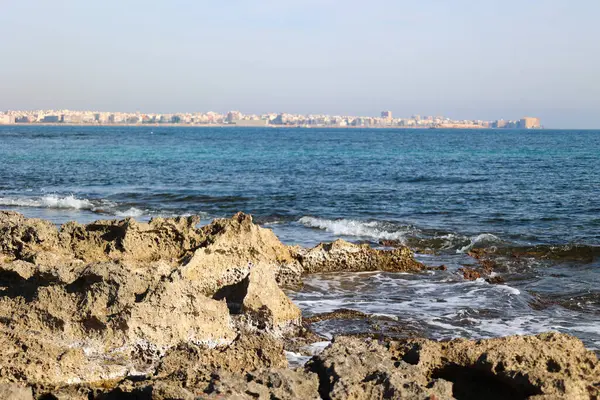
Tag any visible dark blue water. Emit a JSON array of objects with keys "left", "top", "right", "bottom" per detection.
[{"left": 1, "top": 125, "right": 599, "bottom": 349}]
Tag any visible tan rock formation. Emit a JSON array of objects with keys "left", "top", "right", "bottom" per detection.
[
  {"left": 307, "top": 336, "right": 453, "bottom": 400},
  {"left": 155, "top": 332, "right": 288, "bottom": 388},
  {"left": 0, "top": 212, "right": 305, "bottom": 390},
  {"left": 207, "top": 369, "right": 320, "bottom": 399},
  {"left": 0, "top": 211, "right": 61, "bottom": 261},
  {"left": 296, "top": 238, "right": 423, "bottom": 274},
  {"left": 240, "top": 262, "right": 302, "bottom": 329},
  {"left": 393, "top": 332, "right": 600, "bottom": 399},
  {"left": 181, "top": 212, "right": 302, "bottom": 292},
  {"left": 0, "top": 211, "right": 206, "bottom": 265},
  {"left": 3, "top": 211, "right": 598, "bottom": 399},
  {"left": 309, "top": 333, "right": 600, "bottom": 400},
  {"left": 0, "top": 384, "right": 34, "bottom": 400}
]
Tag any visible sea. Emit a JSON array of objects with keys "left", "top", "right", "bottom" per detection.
[{"left": 1, "top": 125, "right": 599, "bottom": 350}]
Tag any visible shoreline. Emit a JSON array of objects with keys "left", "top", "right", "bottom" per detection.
[
  {"left": 0, "top": 210, "right": 598, "bottom": 398},
  {"left": 0, "top": 122, "right": 541, "bottom": 129}
]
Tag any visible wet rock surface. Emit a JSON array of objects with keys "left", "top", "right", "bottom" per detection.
[{"left": 1, "top": 211, "right": 599, "bottom": 399}]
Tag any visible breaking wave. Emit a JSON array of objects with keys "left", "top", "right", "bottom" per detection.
[
  {"left": 457, "top": 233, "right": 503, "bottom": 253},
  {"left": 114, "top": 207, "right": 145, "bottom": 217},
  {"left": 0, "top": 195, "right": 209, "bottom": 221},
  {"left": 298, "top": 216, "right": 413, "bottom": 242},
  {"left": 0, "top": 195, "right": 99, "bottom": 210}
]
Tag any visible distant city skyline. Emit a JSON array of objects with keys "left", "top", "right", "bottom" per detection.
[
  {"left": 0, "top": 108, "right": 541, "bottom": 129},
  {"left": 1, "top": 1, "right": 599, "bottom": 128}
]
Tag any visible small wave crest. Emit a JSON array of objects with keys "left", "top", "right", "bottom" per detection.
[
  {"left": 298, "top": 216, "right": 412, "bottom": 242},
  {"left": 457, "top": 233, "right": 503, "bottom": 253},
  {"left": 0, "top": 195, "right": 99, "bottom": 210},
  {"left": 114, "top": 207, "right": 145, "bottom": 217},
  {"left": 0, "top": 195, "right": 209, "bottom": 221}
]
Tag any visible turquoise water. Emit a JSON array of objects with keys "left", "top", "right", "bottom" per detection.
[{"left": 1, "top": 125, "right": 599, "bottom": 348}]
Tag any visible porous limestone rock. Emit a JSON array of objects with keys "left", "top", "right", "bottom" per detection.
[
  {"left": 58, "top": 215, "right": 206, "bottom": 264},
  {"left": 310, "top": 333, "right": 600, "bottom": 400},
  {"left": 0, "top": 211, "right": 61, "bottom": 262},
  {"left": 392, "top": 332, "right": 600, "bottom": 399},
  {"left": 154, "top": 332, "right": 288, "bottom": 388},
  {"left": 0, "top": 383, "right": 34, "bottom": 400},
  {"left": 296, "top": 238, "right": 424, "bottom": 274},
  {"left": 0, "top": 211, "right": 206, "bottom": 265},
  {"left": 181, "top": 212, "right": 303, "bottom": 291},
  {"left": 3, "top": 211, "right": 599, "bottom": 400},
  {"left": 0, "top": 212, "right": 305, "bottom": 390},
  {"left": 240, "top": 262, "right": 302, "bottom": 329},
  {"left": 206, "top": 368, "right": 320, "bottom": 400},
  {"left": 307, "top": 336, "right": 453, "bottom": 400}
]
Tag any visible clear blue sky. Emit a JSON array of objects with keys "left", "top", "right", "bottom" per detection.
[{"left": 1, "top": 0, "right": 598, "bottom": 128}]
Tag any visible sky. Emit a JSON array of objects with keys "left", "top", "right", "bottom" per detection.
[{"left": 0, "top": 0, "right": 599, "bottom": 128}]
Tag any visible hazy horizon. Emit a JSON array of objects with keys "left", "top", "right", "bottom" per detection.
[{"left": 1, "top": 0, "right": 599, "bottom": 128}]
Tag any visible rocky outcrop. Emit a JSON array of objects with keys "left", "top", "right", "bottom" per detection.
[
  {"left": 309, "top": 333, "right": 600, "bottom": 400},
  {"left": 22, "top": 332, "right": 598, "bottom": 399},
  {"left": 0, "top": 211, "right": 205, "bottom": 265},
  {"left": 307, "top": 336, "right": 453, "bottom": 400},
  {"left": 2, "top": 211, "right": 599, "bottom": 399},
  {"left": 0, "top": 211, "right": 424, "bottom": 286},
  {"left": 0, "top": 212, "right": 306, "bottom": 391},
  {"left": 181, "top": 212, "right": 303, "bottom": 291},
  {"left": 295, "top": 238, "right": 423, "bottom": 274},
  {"left": 206, "top": 368, "right": 320, "bottom": 399}
]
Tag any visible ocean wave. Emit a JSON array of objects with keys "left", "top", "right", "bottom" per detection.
[
  {"left": 114, "top": 207, "right": 145, "bottom": 217},
  {"left": 457, "top": 233, "right": 503, "bottom": 253},
  {"left": 0, "top": 195, "right": 99, "bottom": 210},
  {"left": 298, "top": 216, "right": 412, "bottom": 242}
]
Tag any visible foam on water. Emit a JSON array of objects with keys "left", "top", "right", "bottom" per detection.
[
  {"left": 298, "top": 216, "right": 412, "bottom": 242},
  {"left": 0, "top": 195, "right": 97, "bottom": 210},
  {"left": 290, "top": 270, "right": 599, "bottom": 348},
  {"left": 115, "top": 207, "right": 145, "bottom": 217}
]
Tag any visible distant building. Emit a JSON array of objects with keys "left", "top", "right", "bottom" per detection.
[
  {"left": 518, "top": 117, "right": 541, "bottom": 129},
  {"left": 0, "top": 115, "right": 14, "bottom": 124},
  {"left": 272, "top": 113, "right": 291, "bottom": 125},
  {"left": 42, "top": 115, "right": 60, "bottom": 123},
  {"left": 381, "top": 111, "right": 392, "bottom": 119},
  {"left": 226, "top": 111, "right": 242, "bottom": 123},
  {"left": 231, "top": 119, "right": 268, "bottom": 127},
  {"left": 492, "top": 119, "right": 508, "bottom": 128}
]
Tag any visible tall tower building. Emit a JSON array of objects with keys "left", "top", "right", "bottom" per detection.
[{"left": 381, "top": 111, "right": 392, "bottom": 119}]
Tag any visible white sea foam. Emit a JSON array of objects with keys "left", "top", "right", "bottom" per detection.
[
  {"left": 115, "top": 207, "right": 145, "bottom": 217},
  {"left": 0, "top": 195, "right": 96, "bottom": 210},
  {"left": 457, "top": 233, "right": 502, "bottom": 253},
  {"left": 298, "top": 216, "right": 411, "bottom": 242}
]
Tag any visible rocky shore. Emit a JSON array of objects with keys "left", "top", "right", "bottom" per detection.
[{"left": 0, "top": 211, "right": 598, "bottom": 399}]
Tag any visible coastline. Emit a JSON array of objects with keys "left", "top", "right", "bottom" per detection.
[
  {"left": 0, "top": 211, "right": 598, "bottom": 399},
  {"left": 0, "top": 122, "right": 515, "bottom": 129}
]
